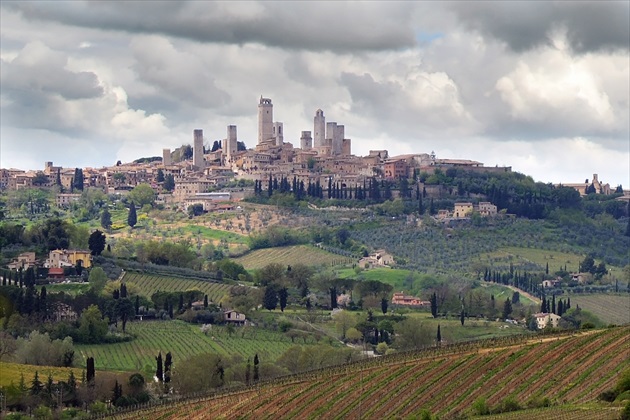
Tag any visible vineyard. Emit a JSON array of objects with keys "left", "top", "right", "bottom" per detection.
[
  {"left": 568, "top": 294, "right": 630, "bottom": 326},
  {"left": 123, "top": 273, "right": 235, "bottom": 303},
  {"left": 234, "top": 245, "right": 353, "bottom": 270},
  {"left": 115, "top": 326, "right": 629, "bottom": 419},
  {"left": 75, "top": 321, "right": 301, "bottom": 372}
]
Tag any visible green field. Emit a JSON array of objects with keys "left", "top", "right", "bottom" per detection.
[
  {"left": 123, "top": 272, "right": 235, "bottom": 303},
  {"left": 568, "top": 294, "right": 630, "bottom": 325},
  {"left": 76, "top": 321, "right": 302, "bottom": 372},
  {"left": 402, "top": 312, "right": 531, "bottom": 342},
  {"left": 337, "top": 267, "right": 412, "bottom": 289},
  {"left": 489, "top": 246, "right": 584, "bottom": 272},
  {"left": 38, "top": 282, "right": 90, "bottom": 295},
  {"left": 0, "top": 362, "right": 86, "bottom": 387},
  {"left": 486, "top": 247, "right": 623, "bottom": 279},
  {"left": 180, "top": 225, "right": 248, "bottom": 244},
  {"left": 234, "top": 245, "right": 353, "bottom": 270}
]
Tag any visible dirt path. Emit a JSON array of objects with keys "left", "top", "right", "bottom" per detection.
[{"left": 504, "top": 284, "right": 541, "bottom": 304}]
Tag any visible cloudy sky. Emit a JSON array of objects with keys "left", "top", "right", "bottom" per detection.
[{"left": 1, "top": 1, "right": 628, "bottom": 186}]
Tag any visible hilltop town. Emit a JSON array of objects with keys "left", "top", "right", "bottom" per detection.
[{"left": 2, "top": 97, "right": 626, "bottom": 215}]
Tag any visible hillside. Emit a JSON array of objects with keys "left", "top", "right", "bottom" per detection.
[
  {"left": 233, "top": 245, "right": 353, "bottom": 270},
  {"left": 115, "top": 326, "right": 629, "bottom": 419}
]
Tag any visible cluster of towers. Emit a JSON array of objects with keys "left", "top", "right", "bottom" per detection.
[
  {"left": 162, "top": 96, "right": 351, "bottom": 170},
  {"left": 162, "top": 125, "right": 238, "bottom": 170},
  {"left": 257, "top": 97, "right": 350, "bottom": 156}
]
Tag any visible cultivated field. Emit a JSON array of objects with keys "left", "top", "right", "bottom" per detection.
[
  {"left": 116, "top": 326, "right": 629, "bottom": 419},
  {"left": 123, "top": 273, "right": 235, "bottom": 303},
  {"left": 568, "top": 294, "right": 630, "bottom": 325},
  {"left": 0, "top": 362, "right": 86, "bottom": 387},
  {"left": 75, "top": 320, "right": 302, "bottom": 372},
  {"left": 234, "top": 245, "right": 353, "bottom": 270},
  {"left": 488, "top": 247, "right": 584, "bottom": 272}
]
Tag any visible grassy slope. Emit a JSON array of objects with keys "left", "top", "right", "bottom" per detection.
[
  {"left": 117, "top": 326, "right": 629, "bottom": 419},
  {"left": 123, "top": 272, "right": 234, "bottom": 303},
  {"left": 569, "top": 294, "right": 630, "bottom": 325},
  {"left": 234, "top": 245, "right": 353, "bottom": 270},
  {"left": 0, "top": 362, "right": 86, "bottom": 387}
]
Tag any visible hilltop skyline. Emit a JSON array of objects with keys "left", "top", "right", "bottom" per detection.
[{"left": 1, "top": 1, "right": 628, "bottom": 186}]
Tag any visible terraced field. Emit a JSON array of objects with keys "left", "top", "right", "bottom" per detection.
[
  {"left": 568, "top": 294, "right": 630, "bottom": 325},
  {"left": 123, "top": 272, "right": 234, "bottom": 303},
  {"left": 116, "top": 326, "right": 629, "bottom": 419},
  {"left": 76, "top": 320, "right": 298, "bottom": 372},
  {"left": 234, "top": 245, "right": 353, "bottom": 270}
]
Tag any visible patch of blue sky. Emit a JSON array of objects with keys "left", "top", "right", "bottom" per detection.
[{"left": 415, "top": 31, "right": 443, "bottom": 44}]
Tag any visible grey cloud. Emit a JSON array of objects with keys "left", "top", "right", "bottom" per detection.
[
  {"left": 128, "top": 36, "right": 230, "bottom": 114},
  {"left": 340, "top": 70, "right": 474, "bottom": 139},
  {"left": 3, "top": 42, "right": 103, "bottom": 100},
  {"left": 0, "top": 42, "right": 103, "bottom": 134},
  {"left": 5, "top": 1, "right": 417, "bottom": 52},
  {"left": 450, "top": 1, "right": 630, "bottom": 53}
]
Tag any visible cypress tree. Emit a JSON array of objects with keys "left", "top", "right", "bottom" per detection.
[
  {"left": 164, "top": 352, "right": 172, "bottom": 383},
  {"left": 30, "top": 371, "right": 43, "bottom": 395},
  {"left": 279, "top": 287, "right": 288, "bottom": 312},
  {"left": 156, "top": 352, "right": 163, "bottom": 382},
  {"left": 460, "top": 309, "right": 465, "bottom": 326},
  {"left": 86, "top": 357, "right": 95, "bottom": 383},
  {"left": 437, "top": 325, "right": 442, "bottom": 344},
  {"left": 253, "top": 354, "right": 260, "bottom": 382},
  {"left": 245, "top": 359, "right": 251, "bottom": 386},
  {"left": 127, "top": 201, "right": 137, "bottom": 228},
  {"left": 430, "top": 292, "right": 438, "bottom": 318}
]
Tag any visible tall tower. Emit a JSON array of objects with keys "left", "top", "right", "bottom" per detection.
[
  {"left": 300, "top": 131, "right": 312, "bottom": 150},
  {"left": 272, "top": 122, "right": 284, "bottom": 146},
  {"left": 193, "top": 129, "right": 204, "bottom": 169},
  {"left": 162, "top": 148, "right": 172, "bottom": 166},
  {"left": 332, "top": 125, "right": 344, "bottom": 156},
  {"left": 313, "top": 109, "right": 325, "bottom": 148},
  {"left": 258, "top": 97, "right": 273, "bottom": 144},
  {"left": 225, "top": 125, "right": 238, "bottom": 163}
]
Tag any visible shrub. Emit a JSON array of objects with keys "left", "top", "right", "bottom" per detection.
[
  {"left": 375, "top": 342, "right": 389, "bottom": 355},
  {"left": 495, "top": 397, "right": 521, "bottom": 413},
  {"left": 527, "top": 397, "right": 552, "bottom": 408},
  {"left": 617, "top": 368, "right": 630, "bottom": 394},
  {"left": 472, "top": 397, "right": 490, "bottom": 415},
  {"left": 599, "top": 389, "right": 618, "bottom": 402},
  {"left": 622, "top": 400, "right": 630, "bottom": 420}
]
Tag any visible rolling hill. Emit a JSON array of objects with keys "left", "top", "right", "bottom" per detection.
[{"left": 114, "top": 326, "right": 629, "bottom": 419}]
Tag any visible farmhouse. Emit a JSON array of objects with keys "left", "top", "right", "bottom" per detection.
[
  {"left": 44, "top": 249, "right": 92, "bottom": 269},
  {"left": 359, "top": 249, "right": 395, "bottom": 268},
  {"left": 6, "top": 252, "right": 37, "bottom": 270},
  {"left": 392, "top": 292, "right": 429, "bottom": 307},
  {"left": 223, "top": 310, "right": 246, "bottom": 325},
  {"left": 532, "top": 312, "right": 561, "bottom": 330},
  {"left": 541, "top": 279, "right": 562, "bottom": 288}
]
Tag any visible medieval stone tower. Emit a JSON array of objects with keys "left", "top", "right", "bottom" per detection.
[
  {"left": 258, "top": 96, "right": 273, "bottom": 144},
  {"left": 193, "top": 129, "right": 204, "bottom": 169},
  {"left": 313, "top": 109, "right": 325, "bottom": 148},
  {"left": 225, "top": 125, "right": 238, "bottom": 162}
]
